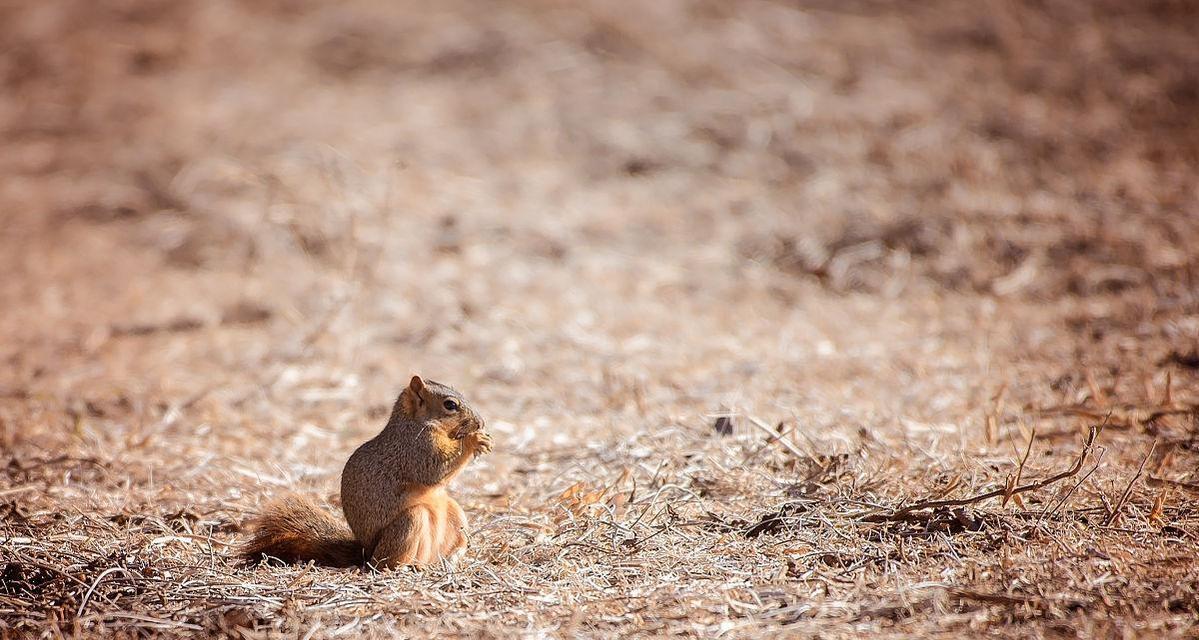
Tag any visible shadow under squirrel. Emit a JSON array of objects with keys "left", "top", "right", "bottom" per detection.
[{"left": 241, "top": 375, "right": 492, "bottom": 568}]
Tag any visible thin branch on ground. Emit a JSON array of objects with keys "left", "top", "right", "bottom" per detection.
[
  {"left": 1103, "top": 439, "right": 1157, "bottom": 527},
  {"left": 747, "top": 416, "right": 807, "bottom": 459},
  {"left": 858, "top": 423, "right": 1101, "bottom": 522}
]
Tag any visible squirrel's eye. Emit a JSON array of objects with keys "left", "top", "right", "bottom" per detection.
[{"left": 442, "top": 398, "right": 460, "bottom": 412}]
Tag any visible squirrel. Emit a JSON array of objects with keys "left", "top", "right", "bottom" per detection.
[{"left": 240, "top": 375, "right": 492, "bottom": 569}]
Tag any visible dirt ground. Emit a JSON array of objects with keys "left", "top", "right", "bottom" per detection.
[{"left": 3, "top": 0, "right": 1199, "bottom": 637}]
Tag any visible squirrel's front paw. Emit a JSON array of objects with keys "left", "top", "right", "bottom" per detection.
[{"left": 470, "top": 431, "right": 493, "bottom": 455}]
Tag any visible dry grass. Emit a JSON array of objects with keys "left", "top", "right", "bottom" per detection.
[{"left": 3, "top": 0, "right": 1199, "bottom": 637}]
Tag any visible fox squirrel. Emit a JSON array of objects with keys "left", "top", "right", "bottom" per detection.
[{"left": 241, "top": 375, "right": 492, "bottom": 569}]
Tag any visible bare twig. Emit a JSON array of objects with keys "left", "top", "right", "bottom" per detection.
[
  {"left": 746, "top": 416, "right": 806, "bottom": 459},
  {"left": 985, "top": 384, "right": 1008, "bottom": 444},
  {"left": 860, "top": 423, "right": 1101, "bottom": 522},
  {"left": 1103, "top": 439, "right": 1157, "bottom": 527},
  {"left": 1003, "top": 428, "right": 1036, "bottom": 507},
  {"left": 1041, "top": 447, "right": 1106, "bottom": 524}
]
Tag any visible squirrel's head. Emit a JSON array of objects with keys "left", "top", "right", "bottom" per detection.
[{"left": 391, "top": 375, "right": 484, "bottom": 437}]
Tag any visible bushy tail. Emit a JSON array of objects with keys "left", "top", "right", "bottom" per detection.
[{"left": 240, "top": 495, "right": 363, "bottom": 568}]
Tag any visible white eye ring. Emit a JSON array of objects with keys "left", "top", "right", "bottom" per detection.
[{"left": 443, "top": 398, "right": 460, "bottom": 412}]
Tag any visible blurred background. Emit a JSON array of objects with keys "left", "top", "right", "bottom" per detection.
[
  {"left": 3, "top": 0, "right": 1195, "bottom": 422},
  {"left": 2, "top": 0, "right": 1198, "bottom": 634}
]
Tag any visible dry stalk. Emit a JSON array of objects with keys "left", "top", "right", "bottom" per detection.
[
  {"left": 1103, "top": 439, "right": 1157, "bottom": 527},
  {"left": 860, "top": 424, "right": 1100, "bottom": 522},
  {"left": 1002, "top": 428, "right": 1036, "bottom": 508},
  {"left": 747, "top": 416, "right": 806, "bottom": 459}
]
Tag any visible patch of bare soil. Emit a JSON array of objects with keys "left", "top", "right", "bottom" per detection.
[{"left": 2, "top": 0, "right": 1198, "bottom": 637}]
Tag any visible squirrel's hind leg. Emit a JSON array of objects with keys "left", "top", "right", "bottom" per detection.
[
  {"left": 370, "top": 505, "right": 436, "bottom": 569},
  {"left": 440, "top": 497, "right": 469, "bottom": 560},
  {"left": 371, "top": 496, "right": 469, "bottom": 569}
]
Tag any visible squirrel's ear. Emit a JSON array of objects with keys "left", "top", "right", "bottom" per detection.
[
  {"left": 397, "top": 376, "right": 425, "bottom": 416},
  {"left": 408, "top": 375, "right": 426, "bottom": 402}
]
